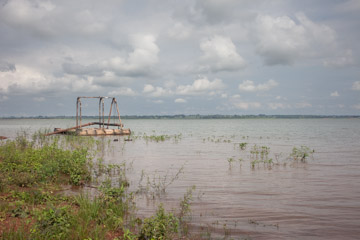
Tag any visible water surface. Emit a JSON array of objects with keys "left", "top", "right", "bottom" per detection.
[{"left": 1, "top": 118, "right": 360, "bottom": 239}]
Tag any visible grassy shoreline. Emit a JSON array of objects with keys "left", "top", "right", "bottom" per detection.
[{"left": 0, "top": 132, "right": 196, "bottom": 240}]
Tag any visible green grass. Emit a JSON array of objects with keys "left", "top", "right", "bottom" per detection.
[{"left": 0, "top": 132, "right": 198, "bottom": 239}]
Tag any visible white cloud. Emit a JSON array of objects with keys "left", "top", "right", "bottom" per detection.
[
  {"left": 92, "top": 71, "right": 131, "bottom": 87},
  {"left": 0, "top": 65, "right": 51, "bottom": 93},
  {"left": 175, "top": 98, "right": 187, "bottom": 103},
  {"left": 330, "top": 91, "right": 340, "bottom": 97},
  {"left": 199, "top": 35, "right": 246, "bottom": 72},
  {"left": 64, "top": 34, "right": 159, "bottom": 80},
  {"left": 176, "top": 76, "right": 225, "bottom": 95},
  {"left": 146, "top": 87, "right": 173, "bottom": 98},
  {"left": 70, "top": 77, "right": 101, "bottom": 93},
  {"left": 233, "top": 101, "right": 261, "bottom": 110},
  {"left": 0, "top": 64, "right": 106, "bottom": 95},
  {"left": 100, "top": 34, "right": 159, "bottom": 76},
  {"left": 352, "top": 81, "right": 360, "bottom": 91},
  {"left": 142, "top": 76, "right": 226, "bottom": 98},
  {"left": 238, "top": 79, "right": 278, "bottom": 92},
  {"left": 108, "top": 87, "right": 137, "bottom": 96},
  {"left": 143, "top": 84, "right": 155, "bottom": 93},
  {"left": 254, "top": 13, "right": 336, "bottom": 65}
]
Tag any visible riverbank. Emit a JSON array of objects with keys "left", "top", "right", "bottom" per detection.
[{"left": 0, "top": 133, "right": 196, "bottom": 240}]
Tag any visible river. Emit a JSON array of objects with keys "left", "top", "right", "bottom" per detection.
[{"left": 1, "top": 118, "right": 360, "bottom": 239}]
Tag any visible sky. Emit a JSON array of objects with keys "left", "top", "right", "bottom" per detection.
[{"left": 0, "top": 0, "right": 360, "bottom": 117}]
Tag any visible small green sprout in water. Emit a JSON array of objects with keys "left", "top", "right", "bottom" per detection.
[
  {"left": 251, "top": 160, "right": 259, "bottom": 168},
  {"left": 290, "top": 146, "right": 314, "bottom": 162},
  {"left": 239, "top": 142, "right": 247, "bottom": 150},
  {"left": 227, "top": 157, "right": 235, "bottom": 164}
]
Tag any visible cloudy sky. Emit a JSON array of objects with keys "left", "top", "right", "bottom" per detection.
[{"left": 1, "top": 0, "right": 360, "bottom": 116}]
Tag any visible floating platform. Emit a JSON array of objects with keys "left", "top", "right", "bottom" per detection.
[
  {"left": 53, "top": 127, "right": 131, "bottom": 136},
  {"left": 45, "top": 96, "right": 131, "bottom": 137}
]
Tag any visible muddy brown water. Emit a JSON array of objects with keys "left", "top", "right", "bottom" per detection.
[{"left": 1, "top": 118, "right": 360, "bottom": 239}]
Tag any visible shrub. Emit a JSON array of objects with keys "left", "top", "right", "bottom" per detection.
[
  {"left": 33, "top": 206, "right": 73, "bottom": 240},
  {"left": 290, "top": 146, "right": 314, "bottom": 162},
  {"left": 139, "top": 204, "right": 179, "bottom": 240}
]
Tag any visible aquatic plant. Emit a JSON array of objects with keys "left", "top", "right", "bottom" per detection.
[
  {"left": 137, "top": 165, "right": 185, "bottom": 197},
  {"left": 250, "top": 144, "right": 270, "bottom": 161},
  {"left": 179, "top": 185, "right": 196, "bottom": 221},
  {"left": 290, "top": 146, "right": 314, "bottom": 162},
  {"left": 138, "top": 204, "right": 179, "bottom": 240},
  {"left": 227, "top": 157, "right": 235, "bottom": 165},
  {"left": 137, "top": 133, "right": 182, "bottom": 143},
  {"left": 239, "top": 142, "right": 248, "bottom": 150},
  {"left": 0, "top": 130, "right": 237, "bottom": 239}
]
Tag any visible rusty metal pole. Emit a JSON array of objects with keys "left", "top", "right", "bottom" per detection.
[
  {"left": 101, "top": 98, "right": 105, "bottom": 128},
  {"left": 79, "top": 99, "right": 82, "bottom": 127},
  {"left": 114, "top": 98, "right": 123, "bottom": 129},
  {"left": 107, "top": 98, "right": 114, "bottom": 129},
  {"left": 76, "top": 97, "right": 79, "bottom": 128},
  {"left": 98, "top": 98, "right": 101, "bottom": 128}
]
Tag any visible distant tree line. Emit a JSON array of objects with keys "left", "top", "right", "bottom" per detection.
[{"left": 1, "top": 114, "right": 359, "bottom": 119}]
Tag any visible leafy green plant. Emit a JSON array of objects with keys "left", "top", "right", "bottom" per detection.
[
  {"left": 178, "top": 186, "right": 196, "bottom": 236},
  {"left": 179, "top": 186, "right": 195, "bottom": 220},
  {"left": 138, "top": 204, "right": 179, "bottom": 240},
  {"left": 239, "top": 142, "right": 247, "bottom": 150},
  {"left": 0, "top": 136, "right": 92, "bottom": 187},
  {"left": 123, "top": 228, "right": 137, "bottom": 240},
  {"left": 33, "top": 206, "right": 73, "bottom": 239},
  {"left": 227, "top": 157, "right": 235, "bottom": 167},
  {"left": 1, "top": 224, "right": 31, "bottom": 240},
  {"left": 290, "top": 146, "right": 314, "bottom": 162}
]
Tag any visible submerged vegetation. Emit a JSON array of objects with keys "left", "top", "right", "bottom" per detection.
[
  {"left": 132, "top": 132, "right": 182, "bottom": 143},
  {"left": 0, "top": 128, "right": 316, "bottom": 239},
  {"left": 290, "top": 146, "right": 315, "bottom": 162},
  {"left": 0, "top": 132, "right": 196, "bottom": 240},
  {"left": 227, "top": 142, "right": 315, "bottom": 170}
]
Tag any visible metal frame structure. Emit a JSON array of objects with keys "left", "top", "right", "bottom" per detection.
[
  {"left": 46, "top": 96, "right": 130, "bottom": 136},
  {"left": 76, "top": 96, "right": 123, "bottom": 129}
]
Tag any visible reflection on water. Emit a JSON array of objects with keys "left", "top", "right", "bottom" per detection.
[{"left": 1, "top": 118, "right": 360, "bottom": 239}]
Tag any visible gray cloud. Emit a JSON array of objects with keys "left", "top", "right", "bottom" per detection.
[
  {"left": 253, "top": 13, "right": 338, "bottom": 65},
  {"left": 0, "top": 61, "right": 16, "bottom": 72},
  {"left": 62, "top": 62, "right": 103, "bottom": 76},
  {"left": 0, "top": 0, "right": 359, "bottom": 116},
  {"left": 63, "top": 34, "right": 159, "bottom": 81}
]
